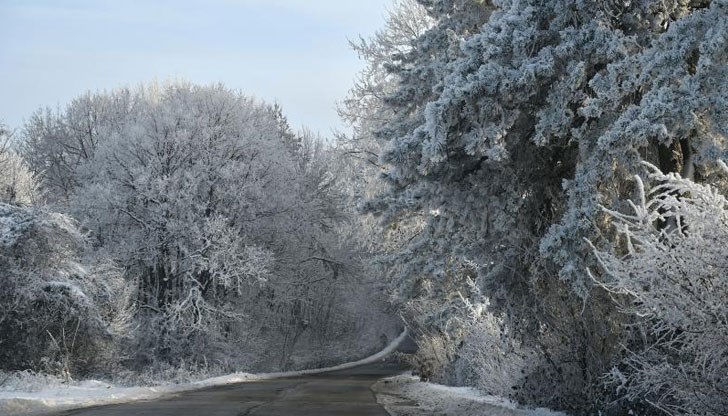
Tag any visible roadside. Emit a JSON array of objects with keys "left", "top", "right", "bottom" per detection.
[
  {"left": 373, "top": 375, "right": 568, "bottom": 416},
  {"left": 0, "top": 331, "right": 409, "bottom": 416},
  {"left": 53, "top": 360, "right": 408, "bottom": 416}
]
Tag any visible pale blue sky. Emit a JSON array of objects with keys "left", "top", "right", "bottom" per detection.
[{"left": 0, "top": 0, "right": 391, "bottom": 135}]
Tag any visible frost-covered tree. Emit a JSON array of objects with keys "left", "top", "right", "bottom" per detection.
[
  {"left": 340, "top": 0, "right": 434, "bottom": 150},
  {"left": 22, "top": 89, "right": 140, "bottom": 203},
  {"left": 70, "top": 84, "right": 279, "bottom": 342},
  {"left": 335, "top": 0, "right": 435, "bottom": 275},
  {"left": 0, "top": 123, "right": 38, "bottom": 206},
  {"left": 591, "top": 164, "right": 728, "bottom": 416},
  {"left": 21, "top": 81, "right": 391, "bottom": 370},
  {"left": 0, "top": 152, "right": 39, "bottom": 206},
  {"left": 66, "top": 83, "right": 321, "bottom": 362},
  {"left": 341, "top": 0, "right": 490, "bottom": 315},
  {"left": 347, "top": 0, "right": 727, "bottom": 411}
]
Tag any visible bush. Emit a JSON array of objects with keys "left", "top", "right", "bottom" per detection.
[
  {"left": 455, "top": 303, "right": 538, "bottom": 399},
  {"left": 591, "top": 163, "right": 728, "bottom": 416},
  {"left": 0, "top": 204, "right": 130, "bottom": 379}
]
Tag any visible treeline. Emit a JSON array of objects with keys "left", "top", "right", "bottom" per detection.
[
  {"left": 0, "top": 82, "right": 398, "bottom": 382},
  {"left": 340, "top": 0, "right": 727, "bottom": 415}
]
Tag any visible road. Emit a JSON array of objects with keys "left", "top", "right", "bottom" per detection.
[{"left": 54, "top": 340, "right": 416, "bottom": 416}]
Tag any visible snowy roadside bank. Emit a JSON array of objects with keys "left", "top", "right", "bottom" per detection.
[
  {"left": 373, "top": 374, "right": 568, "bottom": 416},
  {"left": 0, "top": 330, "right": 409, "bottom": 416}
]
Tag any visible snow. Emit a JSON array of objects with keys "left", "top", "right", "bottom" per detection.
[
  {"left": 0, "top": 382, "right": 181, "bottom": 416},
  {"left": 0, "top": 330, "right": 409, "bottom": 416},
  {"left": 43, "top": 281, "right": 90, "bottom": 303},
  {"left": 373, "top": 374, "right": 568, "bottom": 416},
  {"left": 0, "top": 204, "right": 32, "bottom": 248}
]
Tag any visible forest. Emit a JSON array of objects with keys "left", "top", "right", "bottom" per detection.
[{"left": 1, "top": 1, "right": 726, "bottom": 415}]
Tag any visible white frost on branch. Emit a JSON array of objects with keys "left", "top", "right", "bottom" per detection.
[{"left": 590, "top": 164, "right": 728, "bottom": 416}]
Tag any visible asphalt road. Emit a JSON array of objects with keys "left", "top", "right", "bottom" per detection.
[{"left": 54, "top": 340, "right": 416, "bottom": 416}]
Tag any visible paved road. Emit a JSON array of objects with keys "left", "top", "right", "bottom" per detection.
[{"left": 55, "top": 340, "right": 416, "bottom": 416}]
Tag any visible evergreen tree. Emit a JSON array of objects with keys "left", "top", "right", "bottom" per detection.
[{"left": 346, "top": 0, "right": 727, "bottom": 411}]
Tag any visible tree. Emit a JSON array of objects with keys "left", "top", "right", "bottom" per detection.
[
  {"left": 22, "top": 88, "right": 140, "bottom": 203},
  {"left": 347, "top": 0, "right": 727, "bottom": 411},
  {"left": 66, "top": 83, "right": 297, "bottom": 361},
  {"left": 0, "top": 122, "right": 38, "bottom": 206},
  {"left": 336, "top": 0, "right": 435, "bottom": 282},
  {"left": 21, "top": 81, "right": 391, "bottom": 370}
]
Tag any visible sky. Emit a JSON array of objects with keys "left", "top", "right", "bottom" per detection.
[{"left": 0, "top": 0, "right": 392, "bottom": 136}]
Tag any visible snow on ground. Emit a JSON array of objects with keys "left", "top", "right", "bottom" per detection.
[
  {"left": 373, "top": 374, "right": 568, "bottom": 416},
  {"left": 0, "top": 330, "right": 409, "bottom": 416},
  {"left": 0, "top": 379, "right": 187, "bottom": 416}
]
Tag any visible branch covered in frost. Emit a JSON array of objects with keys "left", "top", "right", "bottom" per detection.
[{"left": 590, "top": 165, "right": 728, "bottom": 416}]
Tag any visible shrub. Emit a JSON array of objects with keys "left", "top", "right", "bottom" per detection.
[{"left": 591, "top": 163, "right": 728, "bottom": 415}]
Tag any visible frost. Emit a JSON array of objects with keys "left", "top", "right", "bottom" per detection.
[
  {"left": 589, "top": 165, "right": 728, "bottom": 415},
  {"left": 343, "top": 0, "right": 728, "bottom": 412}
]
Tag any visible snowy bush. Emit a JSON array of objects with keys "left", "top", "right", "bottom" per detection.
[
  {"left": 401, "top": 268, "right": 538, "bottom": 399},
  {"left": 0, "top": 204, "right": 129, "bottom": 378},
  {"left": 590, "top": 163, "right": 728, "bottom": 416},
  {"left": 455, "top": 301, "right": 538, "bottom": 399}
]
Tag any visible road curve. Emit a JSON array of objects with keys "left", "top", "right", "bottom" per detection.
[{"left": 53, "top": 360, "right": 407, "bottom": 416}]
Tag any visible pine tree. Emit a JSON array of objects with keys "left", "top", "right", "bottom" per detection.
[{"left": 347, "top": 0, "right": 727, "bottom": 411}]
